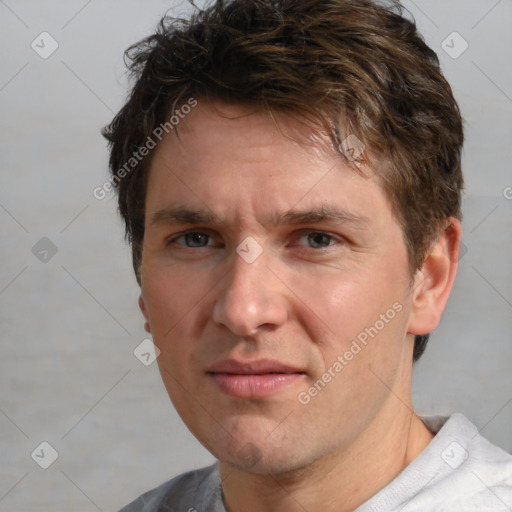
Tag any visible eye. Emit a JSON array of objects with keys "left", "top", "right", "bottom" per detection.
[
  {"left": 298, "top": 231, "right": 339, "bottom": 249},
  {"left": 306, "top": 232, "right": 335, "bottom": 249},
  {"left": 169, "top": 231, "right": 213, "bottom": 248}
]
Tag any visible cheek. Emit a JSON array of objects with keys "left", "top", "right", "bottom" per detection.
[
  {"left": 140, "top": 267, "right": 207, "bottom": 411},
  {"left": 285, "top": 259, "right": 411, "bottom": 403},
  {"left": 285, "top": 262, "right": 406, "bottom": 342},
  {"left": 142, "top": 261, "right": 209, "bottom": 331},
  {"left": 140, "top": 261, "right": 230, "bottom": 389},
  {"left": 140, "top": 267, "right": 206, "bottom": 380},
  {"left": 294, "top": 304, "right": 409, "bottom": 443}
]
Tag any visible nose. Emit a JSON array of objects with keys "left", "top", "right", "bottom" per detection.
[{"left": 212, "top": 251, "right": 288, "bottom": 336}]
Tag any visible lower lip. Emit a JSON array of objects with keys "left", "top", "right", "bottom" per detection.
[{"left": 209, "top": 373, "right": 303, "bottom": 398}]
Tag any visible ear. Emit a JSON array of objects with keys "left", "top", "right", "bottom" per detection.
[
  {"left": 138, "top": 295, "right": 152, "bottom": 334},
  {"left": 407, "top": 218, "right": 462, "bottom": 336}
]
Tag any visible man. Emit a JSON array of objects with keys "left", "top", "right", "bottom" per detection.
[{"left": 103, "top": 0, "right": 512, "bottom": 510}]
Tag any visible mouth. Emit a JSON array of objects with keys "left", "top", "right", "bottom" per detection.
[{"left": 207, "top": 359, "right": 305, "bottom": 399}]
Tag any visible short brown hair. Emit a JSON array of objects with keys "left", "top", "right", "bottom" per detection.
[{"left": 102, "top": 0, "right": 464, "bottom": 361}]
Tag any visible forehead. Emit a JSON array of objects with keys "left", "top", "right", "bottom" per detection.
[
  {"left": 145, "top": 101, "right": 396, "bottom": 232},
  {"left": 157, "top": 101, "right": 343, "bottom": 169}
]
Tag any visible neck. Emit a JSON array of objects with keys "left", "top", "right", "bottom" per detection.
[{"left": 219, "top": 398, "right": 434, "bottom": 512}]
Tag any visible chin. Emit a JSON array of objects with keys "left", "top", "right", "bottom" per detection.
[
  {"left": 221, "top": 446, "right": 309, "bottom": 475},
  {"left": 204, "top": 423, "right": 312, "bottom": 475},
  {"left": 174, "top": 393, "right": 319, "bottom": 473}
]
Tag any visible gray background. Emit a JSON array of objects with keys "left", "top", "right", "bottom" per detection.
[{"left": 0, "top": 0, "right": 510, "bottom": 510}]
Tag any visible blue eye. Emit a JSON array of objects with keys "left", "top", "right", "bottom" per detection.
[
  {"left": 172, "top": 232, "right": 211, "bottom": 247},
  {"left": 304, "top": 232, "right": 336, "bottom": 249}
]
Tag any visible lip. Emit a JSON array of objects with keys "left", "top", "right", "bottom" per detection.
[{"left": 207, "top": 359, "right": 305, "bottom": 398}]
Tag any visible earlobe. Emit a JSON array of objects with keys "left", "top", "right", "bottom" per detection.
[
  {"left": 138, "top": 295, "right": 151, "bottom": 334},
  {"left": 408, "top": 218, "right": 462, "bottom": 336}
]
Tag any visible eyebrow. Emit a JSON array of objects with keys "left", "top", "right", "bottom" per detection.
[
  {"left": 150, "top": 207, "right": 217, "bottom": 227},
  {"left": 276, "top": 206, "right": 369, "bottom": 228},
  {"left": 150, "top": 205, "right": 369, "bottom": 229}
]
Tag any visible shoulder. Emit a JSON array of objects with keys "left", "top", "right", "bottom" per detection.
[
  {"left": 410, "top": 413, "right": 512, "bottom": 511},
  {"left": 118, "top": 464, "right": 222, "bottom": 512},
  {"left": 437, "top": 413, "right": 512, "bottom": 510},
  {"left": 358, "top": 413, "right": 512, "bottom": 512}
]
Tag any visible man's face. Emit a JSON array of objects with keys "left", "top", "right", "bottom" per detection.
[{"left": 139, "top": 102, "right": 418, "bottom": 473}]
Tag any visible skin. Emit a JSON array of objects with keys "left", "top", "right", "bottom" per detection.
[{"left": 139, "top": 101, "right": 461, "bottom": 512}]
